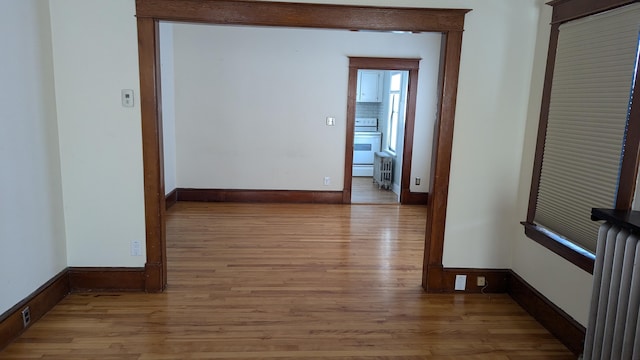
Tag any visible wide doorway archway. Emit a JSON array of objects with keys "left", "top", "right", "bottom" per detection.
[{"left": 134, "top": 0, "right": 469, "bottom": 293}]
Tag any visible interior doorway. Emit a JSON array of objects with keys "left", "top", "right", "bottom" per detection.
[
  {"left": 135, "top": 0, "right": 468, "bottom": 293},
  {"left": 344, "top": 58, "right": 420, "bottom": 205},
  {"left": 351, "top": 69, "right": 409, "bottom": 204}
]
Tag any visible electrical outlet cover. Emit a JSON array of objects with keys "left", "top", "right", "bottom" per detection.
[{"left": 454, "top": 275, "right": 466, "bottom": 291}]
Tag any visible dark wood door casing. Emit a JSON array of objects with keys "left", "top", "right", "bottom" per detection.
[
  {"left": 344, "top": 57, "right": 420, "bottom": 205},
  {"left": 135, "top": 0, "right": 469, "bottom": 292}
]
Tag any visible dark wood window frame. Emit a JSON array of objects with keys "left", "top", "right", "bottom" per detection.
[
  {"left": 524, "top": 0, "right": 640, "bottom": 274},
  {"left": 135, "top": 0, "right": 470, "bottom": 292}
]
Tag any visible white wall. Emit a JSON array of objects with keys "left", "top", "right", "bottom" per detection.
[
  {"left": 511, "top": 1, "right": 593, "bottom": 327},
  {"left": 171, "top": 24, "right": 440, "bottom": 192},
  {"left": 160, "top": 22, "right": 177, "bottom": 195},
  {"left": 441, "top": 1, "right": 542, "bottom": 270},
  {"left": 49, "top": 0, "right": 146, "bottom": 266},
  {"left": 0, "top": 1, "right": 67, "bottom": 313}
]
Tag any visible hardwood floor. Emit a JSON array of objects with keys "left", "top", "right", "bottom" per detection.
[
  {"left": 1, "top": 203, "right": 573, "bottom": 359},
  {"left": 351, "top": 177, "right": 399, "bottom": 204}
]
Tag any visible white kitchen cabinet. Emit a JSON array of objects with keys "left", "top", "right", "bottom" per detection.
[{"left": 356, "top": 70, "right": 384, "bottom": 102}]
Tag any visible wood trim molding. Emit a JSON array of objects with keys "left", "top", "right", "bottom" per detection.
[
  {"left": 422, "top": 30, "right": 465, "bottom": 292},
  {"left": 345, "top": 57, "right": 421, "bottom": 206},
  {"left": 135, "top": 0, "right": 470, "bottom": 296},
  {"left": 441, "top": 268, "right": 510, "bottom": 293},
  {"left": 137, "top": 16, "right": 167, "bottom": 293},
  {"left": 68, "top": 267, "right": 146, "bottom": 292},
  {"left": 343, "top": 61, "right": 357, "bottom": 204},
  {"left": 136, "top": 0, "right": 469, "bottom": 32},
  {"left": 526, "top": 24, "right": 559, "bottom": 223},
  {"left": 508, "top": 271, "right": 585, "bottom": 357},
  {"left": 548, "top": 0, "right": 637, "bottom": 24},
  {"left": 348, "top": 57, "right": 421, "bottom": 70},
  {"left": 522, "top": 222, "right": 594, "bottom": 273},
  {"left": 165, "top": 188, "right": 177, "bottom": 210},
  {"left": 425, "top": 268, "right": 586, "bottom": 355},
  {"left": 400, "top": 190, "right": 428, "bottom": 205},
  {"left": 400, "top": 67, "right": 420, "bottom": 205},
  {"left": 176, "top": 188, "right": 343, "bottom": 204},
  {"left": 0, "top": 269, "right": 69, "bottom": 351},
  {"left": 0, "top": 266, "right": 146, "bottom": 351}
]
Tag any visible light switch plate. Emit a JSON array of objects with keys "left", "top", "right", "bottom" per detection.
[
  {"left": 131, "top": 240, "right": 142, "bottom": 256},
  {"left": 121, "top": 89, "right": 134, "bottom": 107}
]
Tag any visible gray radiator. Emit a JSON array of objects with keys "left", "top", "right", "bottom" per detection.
[{"left": 583, "top": 223, "right": 640, "bottom": 359}]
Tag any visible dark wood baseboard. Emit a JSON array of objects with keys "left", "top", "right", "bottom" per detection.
[
  {"left": 0, "top": 265, "right": 584, "bottom": 357},
  {"left": 0, "top": 266, "right": 146, "bottom": 350},
  {"left": 165, "top": 188, "right": 177, "bottom": 210},
  {"left": 442, "top": 267, "right": 510, "bottom": 293},
  {"left": 68, "top": 267, "right": 146, "bottom": 292},
  {"left": 401, "top": 189, "right": 428, "bottom": 205},
  {"left": 176, "top": 188, "right": 343, "bottom": 204},
  {"left": 425, "top": 267, "right": 585, "bottom": 356},
  {"left": 508, "top": 271, "right": 585, "bottom": 357},
  {"left": 424, "top": 266, "right": 510, "bottom": 293},
  {"left": 0, "top": 269, "right": 70, "bottom": 350}
]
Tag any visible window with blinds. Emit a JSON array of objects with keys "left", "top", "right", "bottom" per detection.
[{"left": 532, "top": 3, "right": 640, "bottom": 253}]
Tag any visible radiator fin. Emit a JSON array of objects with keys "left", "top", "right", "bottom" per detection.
[{"left": 584, "top": 223, "right": 640, "bottom": 359}]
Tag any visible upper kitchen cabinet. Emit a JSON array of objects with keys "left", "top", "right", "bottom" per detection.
[{"left": 356, "top": 70, "right": 384, "bottom": 102}]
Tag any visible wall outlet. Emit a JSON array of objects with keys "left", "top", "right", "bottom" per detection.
[
  {"left": 477, "top": 276, "right": 486, "bottom": 287},
  {"left": 323, "top": 177, "right": 331, "bottom": 186},
  {"left": 326, "top": 117, "right": 336, "bottom": 126},
  {"left": 415, "top": 177, "right": 421, "bottom": 185},
  {"left": 131, "top": 240, "right": 142, "bottom": 256},
  {"left": 21, "top": 306, "right": 31, "bottom": 328},
  {"left": 454, "top": 275, "right": 466, "bottom": 291}
]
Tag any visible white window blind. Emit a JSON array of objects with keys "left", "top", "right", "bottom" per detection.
[{"left": 534, "top": 3, "right": 640, "bottom": 252}]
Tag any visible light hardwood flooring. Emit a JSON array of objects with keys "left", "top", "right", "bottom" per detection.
[
  {"left": 351, "top": 177, "right": 399, "bottom": 204},
  {"left": 1, "top": 203, "right": 573, "bottom": 359}
]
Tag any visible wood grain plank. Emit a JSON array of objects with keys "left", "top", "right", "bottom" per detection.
[{"left": 1, "top": 203, "right": 573, "bottom": 359}]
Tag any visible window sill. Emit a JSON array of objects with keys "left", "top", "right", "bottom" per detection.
[{"left": 521, "top": 222, "right": 595, "bottom": 274}]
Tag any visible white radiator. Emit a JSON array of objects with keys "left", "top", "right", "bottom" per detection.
[
  {"left": 373, "top": 151, "right": 392, "bottom": 190},
  {"left": 583, "top": 223, "right": 640, "bottom": 359}
]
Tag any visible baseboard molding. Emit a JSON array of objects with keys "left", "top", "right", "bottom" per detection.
[
  {"left": 508, "top": 271, "right": 585, "bottom": 357},
  {"left": 165, "top": 188, "right": 177, "bottom": 210},
  {"left": 1, "top": 265, "right": 584, "bottom": 356},
  {"left": 425, "top": 267, "right": 585, "bottom": 356},
  {"left": 68, "top": 267, "right": 146, "bottom": 292},
  {"left": 424, "top": 266, "right": 510, "bottom": 293},
  {"left": 176, "top": 188, "right": 344, "bottom": 204},
  {"left": 0, "top": 266, "right": 146, "bottom": 351},
  {"left": 401, "top": 189, "right": 428, "bottom": 205},
  {"left": 0, "top": 269, "right": 70, "bottom": 350}
]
